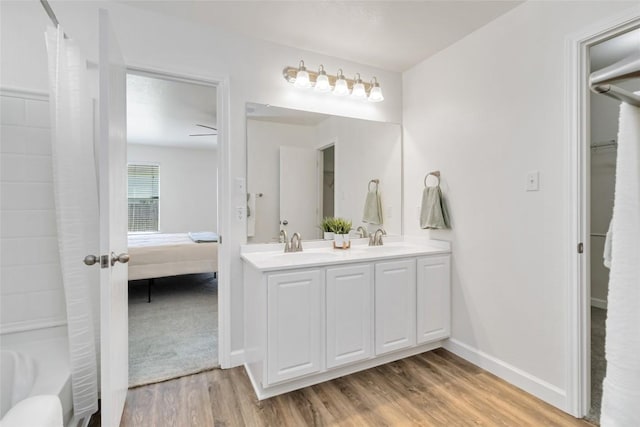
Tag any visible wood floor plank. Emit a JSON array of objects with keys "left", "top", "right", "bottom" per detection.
[{"left": 110, "top": 350, "right": 593, "bottom": 427}]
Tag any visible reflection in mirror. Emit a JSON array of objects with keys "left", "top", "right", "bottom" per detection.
[{"left": 246, "top": 103, "right": 402, "bottom": 243}]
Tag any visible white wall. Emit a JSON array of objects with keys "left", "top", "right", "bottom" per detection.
[
  {"left": 0, "top": 91, "right": 66, "bottom": 333},
  {"left": 127, "top": 144, "right": 218, "bottom": 234},
  {"left": 246, "top": 120, "right": 317, "bottom": 243},
  {"left": 0, "top": 0, "right": 402, "bottom": 359},
  {"left": 402, "top": 0, "right": 637, "bottom": 412}
]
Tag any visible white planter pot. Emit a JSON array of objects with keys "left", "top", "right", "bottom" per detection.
[
  {"left": 333, "top": 233, "right": 350, "bottom": 248},
  {"left": 324, "top": 232, "right": 334, "bottom": 240}
]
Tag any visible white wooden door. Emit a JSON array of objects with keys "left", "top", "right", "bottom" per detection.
[
  {"left": 326, "top": 264, "right": 373, "bottom": 368},
  {"left": 416, "top": 256, "right": 451, "bottom": 344},
  {"left": 280, "top": 146, "right": 319, "bottom": 240},
  {"left": 267, "top": 270, "right": 322, "bottom": 384},
  {"left": 374, "top": 259, "right": 416, "bottom": 355},
  {"left": 98, "top": 9, "right": 129, "bottom": 427}
]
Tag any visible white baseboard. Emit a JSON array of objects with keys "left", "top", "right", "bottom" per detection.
[
  {"left": 229, "top": 349, "right": 245, "bottom": 368},
  {"left": 590, "top": 297, "right": 608, "bottom": 309},
  {"left": 443, "top": 338, "right": 567, "bottom": 411}
]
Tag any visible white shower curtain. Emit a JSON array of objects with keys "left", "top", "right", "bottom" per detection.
[
  {"left": 45, "top": 26, "right": 99, "bottom": 419},
  {"left": 600, "top": 99, "right": 640, "bottom": 426}
]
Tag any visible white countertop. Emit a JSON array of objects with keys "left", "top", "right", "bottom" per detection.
[{"left": 241, "top": 237, "right": 451, "bottom": 272}]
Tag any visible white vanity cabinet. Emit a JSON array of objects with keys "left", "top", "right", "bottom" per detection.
[
  {"left": 374, "top": 259, "right": 416, "bottom": 355},
  {"left": 416, "top": 256, "right": 451, "bottom": 344},
  {"left": 242, "top": 240, "right": 451, "bottom": 400},
  {"left": 326, "top": 264, "right": 373, "bottom": 368},
  {"left": 266, "top": 269, "right": 322, "bottom": 384}
]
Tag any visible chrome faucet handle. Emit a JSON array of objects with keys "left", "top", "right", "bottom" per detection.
[
  {"left": 373, "top": 228, "right": 386, "bottom": 246},
  {"left": 280, "top": 230, "right": 291, "bottom": 252},
  {"left": 356, "top": 225, "right": 368, "bottom": 238},
  {"left": 291, "top": 232, "right": 303, "bottom": 252}
]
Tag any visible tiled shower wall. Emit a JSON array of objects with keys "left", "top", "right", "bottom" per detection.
[{"left": 0, "top": 90, "right": 66, "bottom": 333}]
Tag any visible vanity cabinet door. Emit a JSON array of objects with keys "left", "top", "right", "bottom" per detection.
[
  {"left": 267, "top": 269, "right": 322, "bottom": 384},
  {"left": 374, "top": 259, "right": 416, "bottom": 355},
  {"left": 326, "top": 264, "right": 373, "bottom": 368},
  {"left": 416, "top": 256, "right": 451, "bottom": 344}
]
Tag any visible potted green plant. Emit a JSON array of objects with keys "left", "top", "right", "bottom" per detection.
[
  {"left": 320, "top": 217, "right": 337, "bottom": 240},
  {"left": 332, "top": 217, "right": 353, "bottom": 249}
]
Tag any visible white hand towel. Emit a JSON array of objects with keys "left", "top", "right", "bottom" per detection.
[
  {"left": 247, "top": 193, "right": 256, "bottom": 237},
  {"left": 362, "top": 190, "right": 383, "bottom": 225},
  {"left": 420, "top": 185, "right": 450, "bottom": 229},
  {"left": 600, "top": 100, "right": 640, "bottom": 427}
]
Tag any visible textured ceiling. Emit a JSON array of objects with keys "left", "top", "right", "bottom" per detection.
[
  {"left": 127, "top": 73, "right": 217, "bottom": 149},
  {"left": 121, "top": 1, "right": 523, "bottom": 72}
]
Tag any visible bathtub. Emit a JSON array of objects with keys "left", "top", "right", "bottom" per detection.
[{"left": 0, "top": 327, "right": 73, "bottom": 426}]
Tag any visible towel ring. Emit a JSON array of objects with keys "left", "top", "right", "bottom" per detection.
[
  {"left": 424, "top": 171, "right": 441, "bottom": 187},
  {"left": 368, "top": 179, "right": 380, "bottom": 192}
]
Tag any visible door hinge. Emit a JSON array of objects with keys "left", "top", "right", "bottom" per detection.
[
  {"left": 100, "top": 254, "right": 109, "bottom": 268},
  {"left": 219, "top": 235, "right": 222, "bottom": 245},
  {"left": 577, "top": 242, "right": 584, "bottom": 254}
]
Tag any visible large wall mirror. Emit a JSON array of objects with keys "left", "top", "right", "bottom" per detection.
[{"left": 246, "top": 103, "right": 402, "bottom": 243}]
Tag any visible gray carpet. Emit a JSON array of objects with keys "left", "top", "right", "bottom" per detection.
[
  {"left": 586, "top": 306, "right": 607, "bottom": 425},
  {"left": 128, "top": 273, "right": 219, "bottom": 388}
]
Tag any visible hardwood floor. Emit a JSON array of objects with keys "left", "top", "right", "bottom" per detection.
[{"left": 97, "top": 349, "right": 592, "bottom": 427}]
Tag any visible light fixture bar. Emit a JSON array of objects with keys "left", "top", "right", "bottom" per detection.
[{"left": 282, "top": 66, "right": 376, "bottom": 92}]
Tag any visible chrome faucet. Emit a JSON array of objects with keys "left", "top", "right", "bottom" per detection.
[
  {"left": 290, "top": 233, "right": 303, "bottom": 252},
  {"left": 280, "top": 230, "right": 291, "bottom": 252},
  {"left": 356, "top": 225, "right": 368, "bottom": 238},
  {"left": 369, "top": 228, "right": 386, "bottom": 246}
]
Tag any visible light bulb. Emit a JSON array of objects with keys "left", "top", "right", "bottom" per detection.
[
  {"left": 314, "top": 65, "right": 331, "bottom": 92},
  {"left": 294, "top": 60, "right": 311, "bottom": 89},
  {"left": 351, "top": 73, "right": 367, "bottom": 99},
  {"left": 368, "top": 77, "right": 384, "bottom": 102},
  {"left": 333, "top": 69, "right": 349, "bottom": 96}
]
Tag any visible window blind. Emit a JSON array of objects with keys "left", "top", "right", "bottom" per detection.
[{"left": 128, "top": 164, "right": 159, "bottom": 232}]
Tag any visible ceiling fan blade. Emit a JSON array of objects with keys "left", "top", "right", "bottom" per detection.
[
  {"left": 196, "top": 124, "right": 218, "bottom": 131},
  {"left": 189, "top": 133, "right": 217, "bottom": 137}
]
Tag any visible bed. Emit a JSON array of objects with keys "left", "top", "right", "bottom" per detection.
[{"left": 128, "top": 233, "right": 218, "bottom": 301}]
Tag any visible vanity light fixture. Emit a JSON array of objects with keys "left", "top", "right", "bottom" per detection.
[
  {"left": 333, "top": 69, "right": 350, "bottom": 96},
  {"left": 368, "top": 77, "right": 384, "bottom": 102},
  {"left": 351, "top": 73, "right": 367, "bottom": 99},
  {"left": 282, "top": 60, "right": 384, "bottom": 102},
  {"left": 314, "top": 65, "right": 331, "bottom": 93},
  {"left": 293, "top": 60, "right": 311, "bottom": 89}
]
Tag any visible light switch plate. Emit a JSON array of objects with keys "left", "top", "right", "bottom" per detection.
[{"left": 527, "top": 171, "right": 539, "bottom": 191}]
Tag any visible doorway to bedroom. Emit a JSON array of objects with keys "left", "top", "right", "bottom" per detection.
[{"left": 125, "top": 71, "right": 220, "bottom": 387}]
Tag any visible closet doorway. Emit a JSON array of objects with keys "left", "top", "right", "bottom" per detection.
[
  {"left": 568, "top": 16, "right": 640, "bottom": 422},
  {"left": 125, "top": 70, "right": 223, "bottom": 387}
]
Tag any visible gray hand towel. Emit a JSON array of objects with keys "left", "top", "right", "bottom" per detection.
[
  {"left": 420, "top": 186, "right": 450, "bottom": 229},
  {"left": 363, "top": 190, "right": 383, "bottom": 225}
]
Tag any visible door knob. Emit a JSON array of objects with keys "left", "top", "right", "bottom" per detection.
[
  {"left": 111, "top": 252, "right": 130, "bottom": 266},
  {"left": 84, "top": 255, "right": 99, "bottom": 266}
]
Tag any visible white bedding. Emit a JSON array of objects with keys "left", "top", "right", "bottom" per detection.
[{"left": 127, "top": 233, "right": 218, "bottom": 281}]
